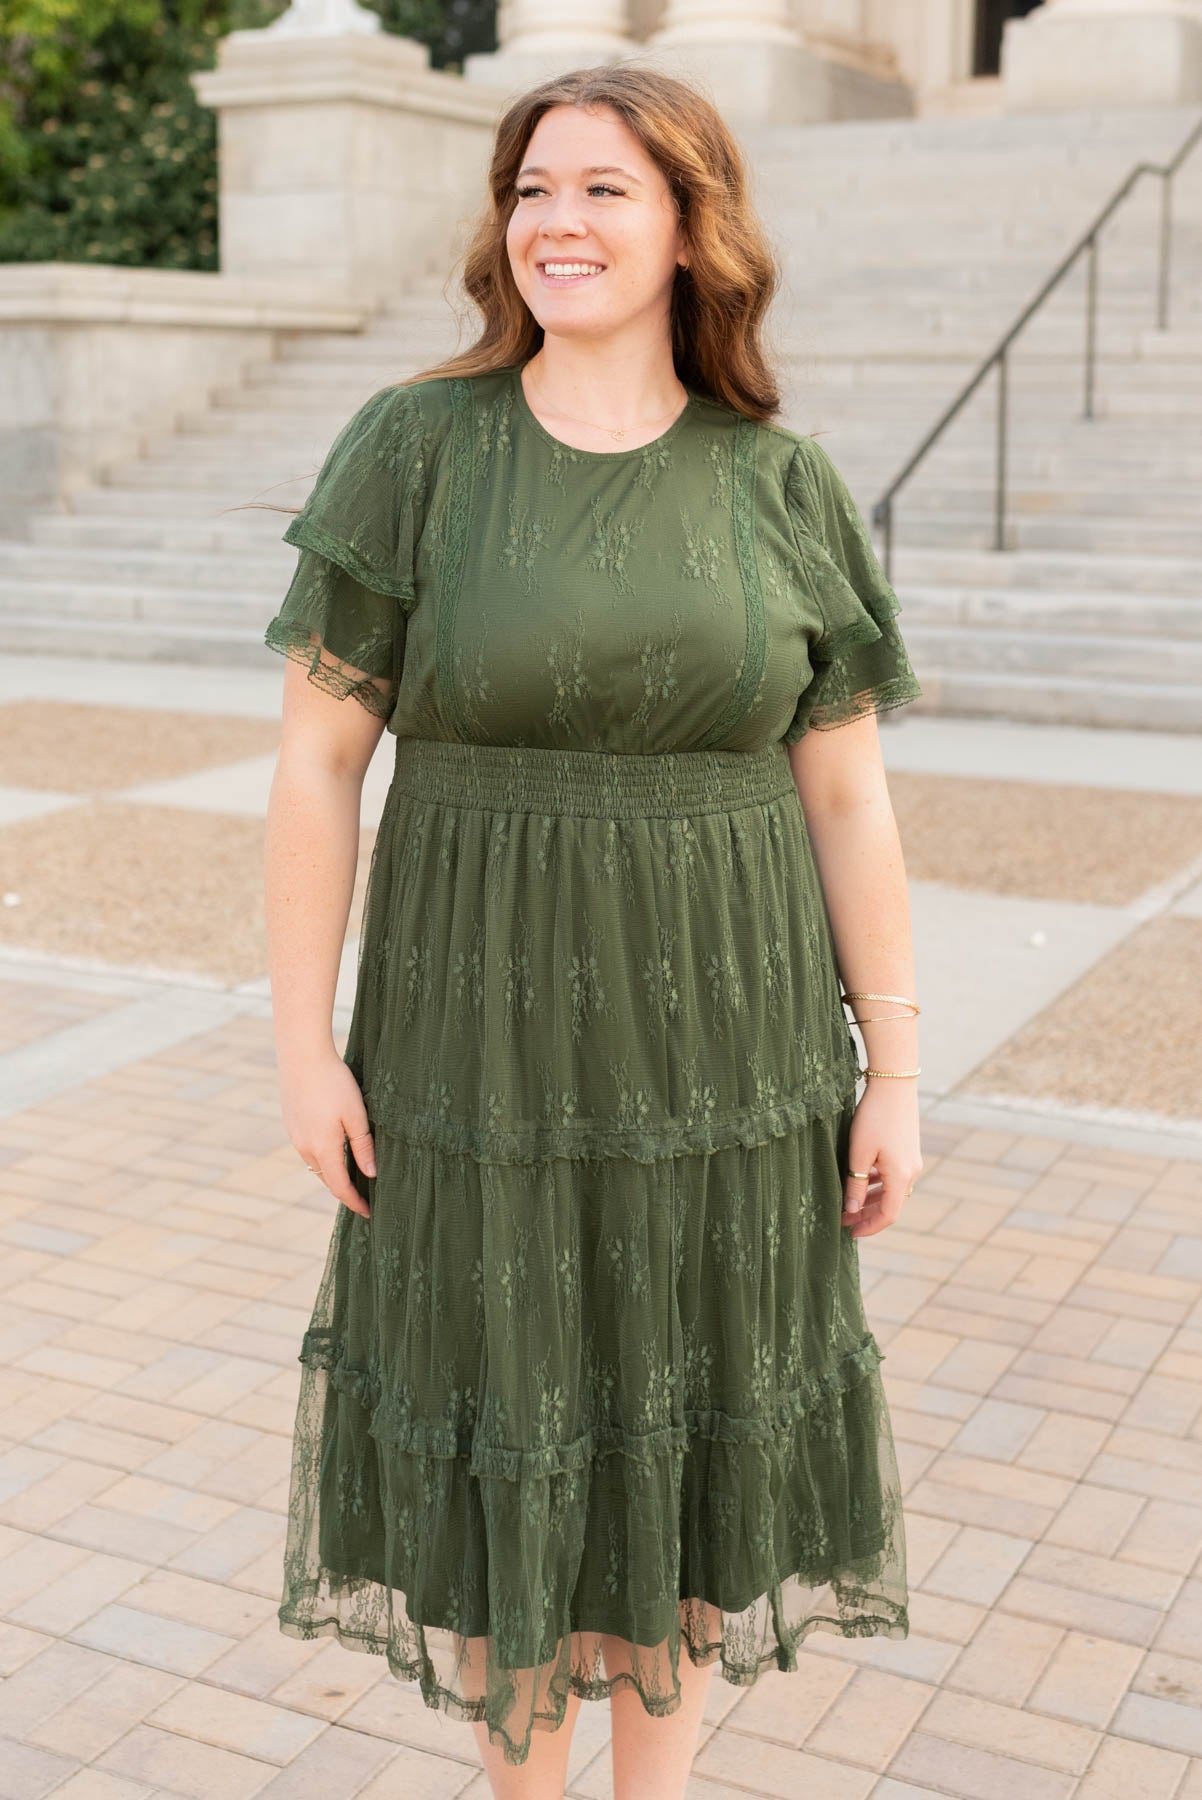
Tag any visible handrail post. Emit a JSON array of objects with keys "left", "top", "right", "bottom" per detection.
[
  {"left": 1084, "top": 233, "right": 1098, "bottom": 420},
  {"left": 1158, "top": 169, "right": 1173, "bottom": 330},
  {"left": 995, "top": 351, "right": 1008, "bottom": 553},
  {"left": 866, "top": 110, "right": 1202, "bottom": 566}
]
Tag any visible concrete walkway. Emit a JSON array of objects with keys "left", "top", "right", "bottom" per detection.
[{"left": 1, "top": 651, "right": 1200, "bottom": 1798}]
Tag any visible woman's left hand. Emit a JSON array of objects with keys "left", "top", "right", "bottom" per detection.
[{"left": 841, "top": 1081, "right": 922, "bottom": 1238}]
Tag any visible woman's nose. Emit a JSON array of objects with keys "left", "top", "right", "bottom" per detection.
[{"left": 539, "top": 202, "right": 587, "bottom": 234}]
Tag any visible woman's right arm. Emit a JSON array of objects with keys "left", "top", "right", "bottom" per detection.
[{"left": 264, "top": 651, "right": 390, "bottom": 1217}]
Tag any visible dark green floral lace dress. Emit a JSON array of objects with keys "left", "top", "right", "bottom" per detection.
[{"left": 264, "top": 361, "right": 922, "bottom": 1767}]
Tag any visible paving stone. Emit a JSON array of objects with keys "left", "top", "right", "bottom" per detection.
[
  {"left": 1074, "top": 1733, "right": 1191, "bottom": 1799},
  {"left": 1027, "top": 1630, "right": 1145, "bottom": 1727},
  {"left": 886, "top": 1728, "right": 1077, "bottom": 1799}
]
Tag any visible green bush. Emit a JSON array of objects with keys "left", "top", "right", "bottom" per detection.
[{"left": 0, "top": 0, "right": 496, "bottom": 269}]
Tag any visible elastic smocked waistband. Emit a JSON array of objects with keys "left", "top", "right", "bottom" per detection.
[{"left": 391, "top": 736, "right": 798, "bottom": 818}]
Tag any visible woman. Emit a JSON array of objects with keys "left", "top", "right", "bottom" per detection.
[{"left": 263, "top": 61, "right": 923, "bottom": 1800}]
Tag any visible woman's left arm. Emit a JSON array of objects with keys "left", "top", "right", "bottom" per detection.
[{"left": 788, "top": 712, "right": 923, "bottom": 1239}]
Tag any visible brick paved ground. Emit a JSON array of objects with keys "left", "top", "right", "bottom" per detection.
[{"left": 2, "top": 660, "right": 1201, "bottom": 1798}]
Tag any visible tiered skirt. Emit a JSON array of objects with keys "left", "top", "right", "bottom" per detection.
[{"left": 277, "top": 737, "right": 909, "bottom": 1766}]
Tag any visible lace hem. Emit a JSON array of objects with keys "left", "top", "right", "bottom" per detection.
[
  {"left": 277, "top": 1590, "right": 911, "bottom": 1753},
  {"left": 298, "top": 1327, "right": 886, "bottom": 1476},
  {"left": 361, "top": 1060, "right": 861, "bottom": 1164},
  {"left": 804, "top": 668, "right": 925, "bottom": 735},
  {"left": 264, "top": 617, "right": 395, "bottom": 720},
  {"left": 278, "top": 1596, "right": 911, "bottom": 1679}
]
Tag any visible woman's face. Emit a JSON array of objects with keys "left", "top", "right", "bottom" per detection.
[{"left": 506, "top": 103, "right": 687, "bottom": 347}]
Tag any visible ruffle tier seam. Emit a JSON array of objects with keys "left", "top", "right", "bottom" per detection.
[
  {"left": 361, "top": 1065, "right": 861, "bottom": 1164},
  {"left": 298, "top": 1326, "right": 887, "bottom": 1479}
]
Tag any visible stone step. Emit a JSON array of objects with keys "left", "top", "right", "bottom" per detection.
[
  {"left": 855, "top": 485, "right": 1201, "bottom": 519},
  {"left": 0, "top": 578, "right": 276, "bottom": 626},
  {"left": 32, "top": 495, "right": 306, "bottom": 531},
  {"left": 886, "top": 513, "right": 1202, "bottom": 554},
  {"left": 906, "top": 667, "right": 1202, "bottom": 732},
  {"left": 0, "top": 542, "right": 289, "bottom": 586},
  {"left": 0, "top": 613, "right": 275, "bottom": 667},
  {"left": 902, "top": 621, "right": 1202, "bottom": 679},
  {"left": 901, "top": 583, "right": 1202, "bottom": 637},
  {"left": 890, "top": 545, "right": 1201, "bottom": 595},
  {"left": 28, "top": 513, "right": 295, "bottom": 552}
]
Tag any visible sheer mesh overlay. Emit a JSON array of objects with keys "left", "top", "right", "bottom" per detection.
[{"left": 268, "top": 367, "right": 916, "bottom": 1768}]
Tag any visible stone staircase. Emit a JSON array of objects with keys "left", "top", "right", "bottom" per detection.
[
  {"left": 755, "top": 105, "right": 1202, "bottom": 730},
  {"left": 7, "top": 103, "right": 1202, "bottom": 729}
]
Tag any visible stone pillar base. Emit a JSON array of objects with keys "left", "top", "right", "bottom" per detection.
[
  {"left": 1001, "top": 8, "right": 1202, "bottom": 108},
  {"left": 192, "top": 31, "right": 502, "bottom": 305},
  {"left": 635, "top": 36, "right": 912, "bottom": 127}
]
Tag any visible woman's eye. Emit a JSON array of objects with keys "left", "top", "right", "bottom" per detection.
[{"left": 514, "top": 184, "right": 624, "bottom": 199}]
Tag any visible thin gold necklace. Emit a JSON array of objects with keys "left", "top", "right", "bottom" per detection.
[{"left": 523, "top": 363, "right": 688, "bottom": 442}]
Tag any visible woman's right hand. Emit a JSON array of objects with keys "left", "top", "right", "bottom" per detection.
[{"left": 279, "top": 1047, "right": 377, "bottom": 1218}]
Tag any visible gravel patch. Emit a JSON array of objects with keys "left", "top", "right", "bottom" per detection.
[
  {"left": 958, "top": 915, "right": 1202, "bottom": 1119},
  {"left": 889, "top": 772, "right": 1202, "bottom": 905},
  {"left": 0, "top": 700, "right": 283, "bottom": 793}
]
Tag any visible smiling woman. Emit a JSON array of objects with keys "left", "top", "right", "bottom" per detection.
[
  {"left": 501, "top": 107, "right": 695, "bottom": 453},
  {"left": 264, "top": 57, "right": 921, "bottom": 1800}
]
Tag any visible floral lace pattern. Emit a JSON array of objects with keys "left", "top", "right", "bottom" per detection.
[{"left": 264, "top": 369, "right": 918, "bottom": 1766}]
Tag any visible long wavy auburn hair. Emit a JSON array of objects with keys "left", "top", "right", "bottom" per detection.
[{"left": 409, "top": 60, "right": 785, "bottom": 417}]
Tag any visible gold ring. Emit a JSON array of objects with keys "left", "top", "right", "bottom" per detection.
[{"left": 849, "top": 1169, "right": 872, "bottom": 1180}]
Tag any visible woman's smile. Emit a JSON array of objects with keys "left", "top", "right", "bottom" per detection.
[{"left": 537, "top": 259, "right": 607, "bottom": 286}]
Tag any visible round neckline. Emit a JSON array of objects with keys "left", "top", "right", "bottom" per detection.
[{"left": 510, "top": 361, "right": 695, "bottom": 461}]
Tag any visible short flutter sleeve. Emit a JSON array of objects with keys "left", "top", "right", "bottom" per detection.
[
  {"left": 264, "top": 382, "right": 426, "bottom": 722},
  {"left": 781, "top": 435, "right": 922, "bottom": 743}
]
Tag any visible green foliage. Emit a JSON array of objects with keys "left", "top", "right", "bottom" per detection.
[{"left": 0, "top": 0, "right": 497, "bottom": 268}]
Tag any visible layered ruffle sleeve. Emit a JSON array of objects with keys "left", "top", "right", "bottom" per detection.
[
  {"left": 264, "top": 381, "right": 428, "bottom": 723},
  {"left": 781, "top": 435, "right": 922, "bottom": 744}
]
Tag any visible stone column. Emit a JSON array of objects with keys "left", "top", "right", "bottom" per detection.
[
  {"left": 641, "top": 0, "right": 911, "bottom": 125},
  {"left": 462, "top": 1, "right": 637, "bottom": 91},
  {"left": 192, "top": 21, "right": 503, "bottom": 306},
  {"left": 1001, "top": 0, "right": 1202, "bottom": 106}
]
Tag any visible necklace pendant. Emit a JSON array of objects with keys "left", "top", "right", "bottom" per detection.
[{"left": 611, "top": 428, "right": 626, "bottom": 440}]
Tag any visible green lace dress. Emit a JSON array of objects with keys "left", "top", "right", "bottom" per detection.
[{"left": 264, "top": 361, "right": 922, "bottom": 1767}]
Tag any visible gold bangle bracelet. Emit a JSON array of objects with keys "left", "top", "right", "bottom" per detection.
[
  {"left": 858, "top": 1066, "right": 921, "bottom": 1078},
  {"left": 842, "top": 990, "right": 920, "bottom": 1013},
  {"left": 848, "top": 1011, "right": 918, "bottom": 1023}
]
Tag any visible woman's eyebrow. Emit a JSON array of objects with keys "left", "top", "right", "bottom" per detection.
[{"left": 516, "top": 164, "right": 644, "bottom": 185}]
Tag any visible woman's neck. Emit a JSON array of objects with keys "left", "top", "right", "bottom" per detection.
[{"left": 521, "top": 344, "right": 686, "bottom": 433}]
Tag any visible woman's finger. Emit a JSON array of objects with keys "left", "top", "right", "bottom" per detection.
[
  {"left": 848, "top": 1170, "right": 916, "bottom": 1237},
  {"left": 313, "top": 1139, "right": 371, "bottom": 1218},
  {"left": 345, "top": 1124, "right": 377, "bottom": 1179},
  {"left": 843, "top": 1152, "right": 881, "bottom": 1215}
]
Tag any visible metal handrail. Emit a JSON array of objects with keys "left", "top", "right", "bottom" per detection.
[{"left": 871, "top": 111, "right": 1202, "bottom": 580}]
